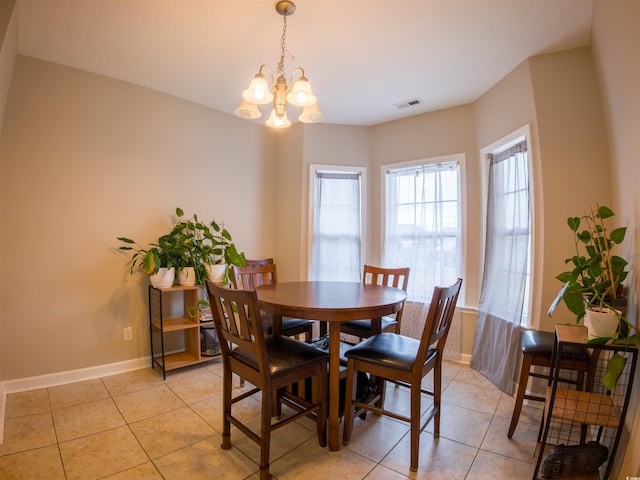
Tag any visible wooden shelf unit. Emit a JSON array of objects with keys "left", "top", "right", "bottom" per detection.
[
  {"left": 149, "top": 285, "right": 219, "bottom": 379},
  {"left": 545, "top": 387, "right": 620, "bottom": 429},
  {"left": 533, "top": 325, "right": 638, "bottom": 480}
]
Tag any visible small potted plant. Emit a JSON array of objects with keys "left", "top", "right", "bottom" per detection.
[
  {"left": 548, "top": 203, "right": 638, "bottom": 389},
  {"left": 116, "top": 233, "right": 182, "bottom": 288}
]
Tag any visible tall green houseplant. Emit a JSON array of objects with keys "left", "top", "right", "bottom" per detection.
[{"left": 549, "top": 204, "right": 638, "bottom": 390}]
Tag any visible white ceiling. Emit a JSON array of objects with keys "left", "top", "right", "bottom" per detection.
[{"left": 14, "top": 0, "right": 594, "bottom": 127}]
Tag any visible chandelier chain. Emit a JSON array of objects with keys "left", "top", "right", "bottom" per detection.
[{"left": 277, "top": 16, "right": 288, "bottom": 78}]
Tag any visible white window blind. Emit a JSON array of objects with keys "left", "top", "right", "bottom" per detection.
[{"left": 310, "top": 171, "right": 362, "bottom": 282}]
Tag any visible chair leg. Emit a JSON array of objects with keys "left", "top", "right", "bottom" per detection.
[
  {"left": 221, "top": 365, "right": 232, "bottom": 450},
  {"left": 374, "top": 375, "right": 386, "bottom": 410},
  {"left": 305, "top": 324, "right": 313, "bottom": 343},
  {"left": 410, "top": 381, "right": 421, "bottom": 472},
  {"left": 508, "top": 352, "right": 533, "bottom": 439},
  {"left": 433, "top": 360, "right": 442, "bottom": 438},
  {"left": 342, "top": 360, "right": 358, "bottom": 445},
  {"left": 314, "top": 364, "right": 328, "bottom": 447},
  {"left": 260, "top": 388, "right": 273, "bottom": 480}
]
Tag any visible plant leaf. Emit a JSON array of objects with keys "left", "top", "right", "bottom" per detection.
[
  {"left": 577, "top": 230, "right": 591, "bottom": 243},
  {"left": 586, "top": 337, "right": 611, "bottom": 345},
  {"left": 563, "top": 289, "right": 586, "bottom": 317},
  {"left": 597, "top": 205, "right": 614, "bottom": 219},
  {"left": 613, "top": 334, "right": 640, "bottom": 346},
  {"left": 609, "top": 227, "right": 626, "bottom": 244},
  {"left": 602, "top": 352, "right": 626, "bottom": 391},
  {"left": 567, "top": 217, "right": 580, "bottom": 232}
]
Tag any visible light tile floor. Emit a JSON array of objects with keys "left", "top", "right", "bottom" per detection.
[{"left": 0, "top": 359, "right": 545, "bottom": 479}]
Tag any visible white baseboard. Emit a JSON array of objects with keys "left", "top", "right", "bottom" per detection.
[
  {"left": 458, "top": 353, "right": 472, "bottom": 364},
  {"left": 1, "top": 357, "right": 151, "bottom": 394},
  {"left": 0, "top": 356, "right": 150, "bottom": 444}
]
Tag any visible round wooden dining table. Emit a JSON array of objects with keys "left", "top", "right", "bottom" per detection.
[{"left": 255, "top": 281, "right": 407, "bottom": 451}]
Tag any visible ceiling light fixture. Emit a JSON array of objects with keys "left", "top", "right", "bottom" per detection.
[{"left": 235, "top": 1, "right": 323, "bottom": 128}]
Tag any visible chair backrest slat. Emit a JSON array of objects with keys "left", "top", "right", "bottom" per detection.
[
  {"left": 362, "top": 265, "right": 410, "bottom": 328},
  {"left": 363, "top": 265, "right": 410, "bottom": 291},
  {"left": 232, "top": 263, "right": 278, "bottom": 290},
  {"left": 417, "top": 278, "right": 463, "bottom": 366},
  {"left": 206, "top": 280, "right": 270, "bottom": 375}
]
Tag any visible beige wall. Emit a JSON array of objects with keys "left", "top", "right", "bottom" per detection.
[
  {"left": 0, "top": 56, "right": 276, "bottom": 380},
  {"left": 591, "top": 0, "right": 640, "bottom": 475},
  {"left": 529, "top": 47, "right": 612, "bottom": 331}
]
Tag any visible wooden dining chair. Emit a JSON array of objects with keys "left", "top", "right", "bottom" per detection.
[
  {"left": 231, "top": 263, "right": 315, "bottom": 342},
  {"left": 338, "top": 265, "right": 410, "bottom": 340},
  {"left": 342, "top": 278, "right": 462, "bottom": 472},
  {"left": 205, "top": 281, "right": 329, "bottom": 480}
]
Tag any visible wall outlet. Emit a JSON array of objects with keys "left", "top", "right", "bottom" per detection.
[{"left": 123, "top": 326, "right": 133, "bottom": 341}]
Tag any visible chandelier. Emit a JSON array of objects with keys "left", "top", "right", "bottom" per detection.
[{"left": 235, "top": 1, "right": 323, "bottom": 128}]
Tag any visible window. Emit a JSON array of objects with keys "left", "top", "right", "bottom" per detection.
[
  {"left": 470, "top": 133, "right": 533, "bottom": 394},
  {"left": 481, "top": 140, "right": 532, "bottom": 325},
  {"left": 383, "top": 157, "right": 462, "bottom": 302},
  {"left": 309, "top": 166, "right": 364, "bottom": 282}
]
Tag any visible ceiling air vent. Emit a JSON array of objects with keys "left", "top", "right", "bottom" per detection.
[{"left": 394, "top": 98, "right": 423, "bottom": 110}]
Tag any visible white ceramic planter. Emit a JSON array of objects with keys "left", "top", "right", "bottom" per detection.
[
  {"left": 584, "top": 307, "right": 620, "bottom": 338},
  {"left": 205, "top": 264, "right": 227, "bottom": 284},
  {"left": 177, "top": 267, "right": 196, "bottom": 286},
  {"left": 149, "top": 267, "right": 175, "bottom": 288}
]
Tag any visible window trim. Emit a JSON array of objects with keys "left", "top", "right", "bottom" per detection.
[
  {"left": 308, "top": 164, "right": 367, "bottom": 280},
  {"left": 480, "top": 124, "right": 541, "bottom": 328}
]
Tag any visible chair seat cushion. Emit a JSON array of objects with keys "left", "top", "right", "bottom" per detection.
[
  {"left": 522, "top": 330, "right": 590, "bottom": 361},
  {"left": 231, "top": 335, "right": 329, "bottom": 377},
  {"left": 282, "top": 317, "right": 315, "bottom": 330},
  {"left": 344, "top": 332, "right": 435, "bottom": 372},
  {"left": 262, "top": 316, "right": 314, "bottom": 335},
  {"left": 340, "top": 316, "right": 398, "bottom": 333}
]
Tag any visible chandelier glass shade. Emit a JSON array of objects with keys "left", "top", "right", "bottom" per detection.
[{"left": 235, "top": 1, "right": 323, "bottom": 128}]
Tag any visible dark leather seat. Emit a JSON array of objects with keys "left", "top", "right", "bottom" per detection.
[
  {"left": 343, "top": 333, "right": 438, "bottom": 372},
  {"left": 232, "top": 335, "right": 329, "bottom": 376}
]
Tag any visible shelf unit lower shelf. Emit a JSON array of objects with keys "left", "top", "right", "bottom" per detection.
[
  {"left": 149, "top": 285, "right": 220, "bottom": 379},
  {"left": 545, "top": 387, "right": 620, "bottom": 428},
  {"left": 152, "top": 350, "right": 217, "bottom": 372}
]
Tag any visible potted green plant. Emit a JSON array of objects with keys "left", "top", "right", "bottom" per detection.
[
  {"left": 171, "top": 207, "right": 246, "bottom": 286},
  {"left": 116, "top": 232, "right": 183, "bottom": 288},
  {"left": 548, "top": 204, "right": 638, "bottom": 390},
  {"left": 168, "top": 209, "right": 202, "bottom": 286}
]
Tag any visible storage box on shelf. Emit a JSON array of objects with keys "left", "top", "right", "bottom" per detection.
[
  {"left": 533, "top": 325, "right": 638, "bottom": 480},
  {"left": 149, "top": 285, "right": 220, "bottom": 379}
]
